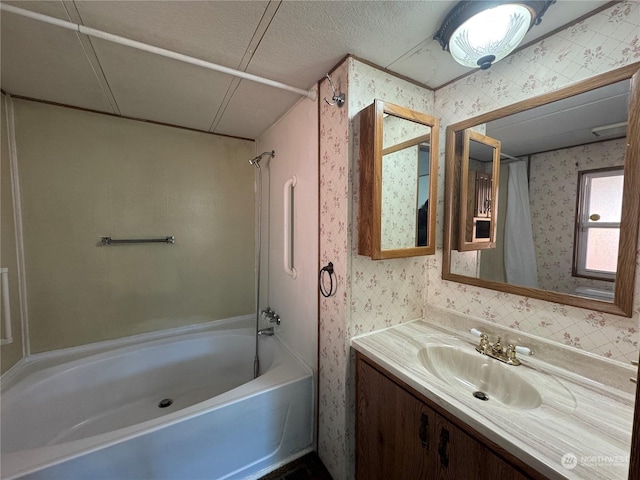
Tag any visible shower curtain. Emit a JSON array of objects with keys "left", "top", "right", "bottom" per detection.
[{"left": 505, "top": 161, "right": 538, "bottom": 288}]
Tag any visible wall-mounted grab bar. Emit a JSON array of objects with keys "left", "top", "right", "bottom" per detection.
[
  {"left": 101, "top": 236, "right": 175, "bottom": 246},
  {"left": 283, "top": 176, "right": 297, "bottom": 279},
  {"left": 1, "top": 267, "right": 13, "bottom": 345}
]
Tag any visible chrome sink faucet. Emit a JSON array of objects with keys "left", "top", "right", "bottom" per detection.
[{"left": 471, "top": 329, "right": 532, "bottom": 366}]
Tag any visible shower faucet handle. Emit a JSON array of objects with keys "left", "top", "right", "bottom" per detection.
[{"left": 260, "top": 307, "right": 281, "bottom": 325}]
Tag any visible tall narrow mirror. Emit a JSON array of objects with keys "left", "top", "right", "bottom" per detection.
[
  {"left": 359, "top": 99, "right": 439, "bottom": 259},
  {"left": 458, "top": 130, "right": 501, "bottom": 251},
  {"left": 443, "top": 66, "right": 640, "bottom": 316}
]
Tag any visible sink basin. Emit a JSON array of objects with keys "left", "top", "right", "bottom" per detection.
[{"left": 418, "top": 344, "right": 542, "bottom": 410}]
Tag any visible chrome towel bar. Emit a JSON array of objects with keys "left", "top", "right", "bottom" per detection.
[{"left": 101, "top": 236, "right": 175, "bottom": 246}]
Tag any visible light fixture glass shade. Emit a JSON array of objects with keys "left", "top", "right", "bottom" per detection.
[{"left": 449, "top": 4, "right": 533, "bottom": 69}]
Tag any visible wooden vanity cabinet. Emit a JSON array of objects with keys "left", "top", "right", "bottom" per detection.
[
  {"left": 356, "top": 353, "right": 537, "bottom": 480},
  {"left": 356, "top": 355, "right": 435, "bottom": 479}
]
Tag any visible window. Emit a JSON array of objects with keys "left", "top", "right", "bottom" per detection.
[{"left": 573, "top": 167, "right": 624, "bottom": 281}]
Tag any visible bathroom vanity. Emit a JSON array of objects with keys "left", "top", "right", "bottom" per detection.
[
  {"left": 353, "top": 309, "right": 634, "bottom": 480},
  {"left": 356, "top": 355, "right": 534, "bottom": 479}
]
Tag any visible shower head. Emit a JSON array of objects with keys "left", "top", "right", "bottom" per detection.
[{"left": 248, "top": 150, "right": 275, "bottom": 167}]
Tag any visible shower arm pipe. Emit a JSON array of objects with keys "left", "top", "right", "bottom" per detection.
[
  {"left": 1, "top": 4, "right": 317, "bottom": 101},
  {"left": 283, "top": 175, "right": 298, "bottom": 279},
  {"left": 0, "top": 268, "right": 13, "bottom": 345},
  {"left": 249, "top": 150, "right": 275, "bottom": 166}
]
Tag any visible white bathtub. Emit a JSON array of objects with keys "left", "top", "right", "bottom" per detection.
[{"left": 1, "top": 325, "right": 313, "bottom": 479}]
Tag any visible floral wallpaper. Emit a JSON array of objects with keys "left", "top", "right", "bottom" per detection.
[
  {"left": 529, "top": 138, "right": 626, "bottom": 293},
  {"left": 318, "top": 59, "right": 433, "bottom": 480},
  {"left": 319, "top": 2, "right": 640, "bottom": 479},
  {"left": 318, "top": 60, "right": 350, "bottom": 480},
  {"left": 349, "top": 60, "right": 433, "bottom": 337}
]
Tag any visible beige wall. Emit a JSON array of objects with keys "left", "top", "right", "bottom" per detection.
[
  {"left": 13, "top": 99, "right": 255, "bottom": 353},
  {"left": 1, "top": 95, "right": 25, "bottom": 373}
]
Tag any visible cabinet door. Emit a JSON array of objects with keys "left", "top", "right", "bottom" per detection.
[
  {"left": 434, "top": 415, "right": 528, "bottom": 480},
  {"left": 356, "top": 360, "right": 436, "bottom": 480}
]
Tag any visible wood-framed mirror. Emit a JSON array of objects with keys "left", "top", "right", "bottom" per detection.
[
  {"left": 458, "top": 130, "right": 501, "bottom": 251},
  {"left": 443, "top": 64, "right": 640, "bottom": 317},
  {"left": 359, "top": 99, "right": 439, "bottom": 259}
]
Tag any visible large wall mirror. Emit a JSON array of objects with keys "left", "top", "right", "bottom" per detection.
[
  {"left": 359, "top": 99, "right": 439, "bottom": 259},
  {"left": 443, "top": 66, "right": 640, "bottom": 317}
]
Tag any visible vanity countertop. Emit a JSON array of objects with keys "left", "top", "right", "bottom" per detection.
[{"left": 351, "top": 309, "right": 635, "bottom": 480}]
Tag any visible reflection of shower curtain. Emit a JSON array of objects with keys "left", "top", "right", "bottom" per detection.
[{"left": 505, "top": 161, "right": 538, "bottom": 288}]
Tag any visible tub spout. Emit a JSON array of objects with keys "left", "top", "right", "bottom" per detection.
[{"left": 258, "top": 327, "right": 274, "bottom": 336}]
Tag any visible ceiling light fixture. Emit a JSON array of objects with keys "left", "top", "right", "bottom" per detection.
[{"left": 434, "top": 1, "right": 555, "bottom": 70}]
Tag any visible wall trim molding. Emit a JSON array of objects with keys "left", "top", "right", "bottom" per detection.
[
  {"left": 0, "top": 91, "right": 255, "bottom": 143},
  {"left": 4, "top": 94, "right": 29, "bottom": 358},
  {"left": 323, "top": 54, "right": 434, "bottom": 92}
]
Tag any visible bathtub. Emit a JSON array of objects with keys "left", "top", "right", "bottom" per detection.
[{"left": 0, "top": 324, "right": 314, "bottom": 479}]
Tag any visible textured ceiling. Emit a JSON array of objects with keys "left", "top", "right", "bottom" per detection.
[
  {"left": 1, "top": 0, "right": 612, "bottom": 140},
  {"left": 468, "top": 80, "right": 630, "bottom": 162}
]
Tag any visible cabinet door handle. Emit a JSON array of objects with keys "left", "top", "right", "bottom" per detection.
[
  {"left": 419, "top": 413, "right": 429, "bottom": 450},
  {"left": 438, "top": 427, "right": 450, "bottom": 468}
]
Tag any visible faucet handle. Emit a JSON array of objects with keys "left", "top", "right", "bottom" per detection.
[
  {"left": 505, "top": 344, "right": 522, "bottom": 365},
  {"left": 515, "top": 345, "right": 533, "bottom": 356},
  {"left": 478, "top": 333, "right": 489, "bottom": 353},
  {"left": 270, "top": 314, "right": 281, "bottom": 325}
]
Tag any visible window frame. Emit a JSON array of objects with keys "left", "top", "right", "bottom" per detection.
[{"left": 572, "top": 166, "right": 624, "bottom": 282}]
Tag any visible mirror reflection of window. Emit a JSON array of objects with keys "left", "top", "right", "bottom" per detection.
[{"left": 574, "top": 167, "right": 624, "bottom": 281}]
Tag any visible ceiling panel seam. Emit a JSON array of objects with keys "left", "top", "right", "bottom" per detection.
[
  {"left": 208, "top": 78, "right": 243, "bottom": 133},
  {"left": 209, "top": 0, "right": 282, "bottom": 133},
  {"left": 246, "top": 0, "right": 282, "bottom": 64},
  {"left": 75, "top": 35, "right": 122, "bottom": 115},
  {"left": 64, "top": 0, "right": 121, "bottom": 115}
]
